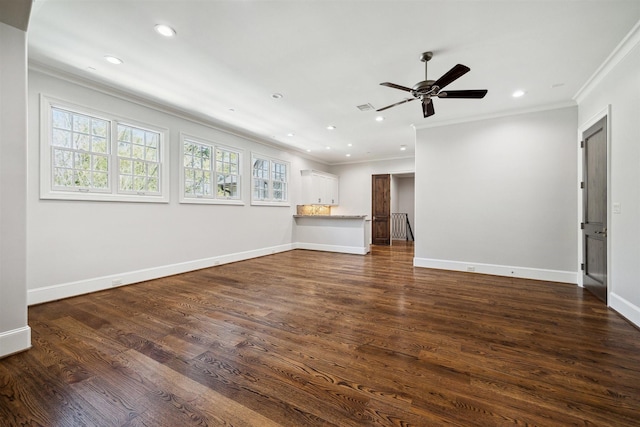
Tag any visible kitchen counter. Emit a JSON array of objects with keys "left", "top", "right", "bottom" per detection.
[
  {"left": 293, "top": 215, "right": 367, "bottom": 219},
  {"left": 293, "top": 215, "right": 370, "bottom": 255}
]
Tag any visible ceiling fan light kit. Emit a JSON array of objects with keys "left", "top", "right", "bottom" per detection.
[{"left": 378, "top": 51, "right": 488, "bottom": 118}]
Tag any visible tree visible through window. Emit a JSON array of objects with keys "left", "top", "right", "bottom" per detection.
[
  {"left": 251, "top": 154, "right": 289, "bottom": 205},
  {"left": 117, "top": 124, "right": 162, "bottom": 195},
  {"left": 183, "top": 140, "right": 213, "bottom": 197},
  {"left": 216, "top": 148, "right": 240, "bottom": 198},
  {"left": 180, "top": 135, "right": 243, "bottom": 203},
  {"left": 51, "top": 107, "right": 110, "bottom": 191},
  {"left": 42, "top": 97, "right": 169, "bottom": 202}
]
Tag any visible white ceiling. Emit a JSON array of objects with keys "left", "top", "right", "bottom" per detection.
[{"left": 28, "top": 0, "right": 640, "bottom": 164}]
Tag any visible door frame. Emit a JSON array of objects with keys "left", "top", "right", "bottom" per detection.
[{"left": 577, "top": 105, "right": 611, "bottom": 302}]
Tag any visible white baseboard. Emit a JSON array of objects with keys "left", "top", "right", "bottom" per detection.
[
  {"left": 294, "top": 242, "right": 369, "bottom": 255},
  {"left": 413, "top": 257, "right": 577, "bottom": 284},
  {"left": 0, "top": 326, "right": 31, "bottom": 358},
  {"left": 28, "top": 244, "right": 294, "bottom": 306},
  {"left": 609, "top": 292, "right": 640, "bottom": 328}
]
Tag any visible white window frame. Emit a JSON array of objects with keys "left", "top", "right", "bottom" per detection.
[
  {"left": 251, "top": 153, "right": 290, "bottom": 206},
  {"left": 179, "top": 133, "right": 244, "bottom": 205},
  {"left": 40, "top": 95, "right": 169, "bottom": 203}
]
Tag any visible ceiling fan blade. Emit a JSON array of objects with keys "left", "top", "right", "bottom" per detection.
[
  {"left": 380, "top": 82, "right": 413, "bottom": 92},
  {"left": 376, "top": 98, "right": 416, "bottom": 112},
  {"left": 432, "top": 64, "right": 470, "bottom": 90},
  {"left": 438, "top": 89, "right": 488, "bottom": 99},
  {"left": 422, "top": 99, "right": 435, "bottom": 118}
]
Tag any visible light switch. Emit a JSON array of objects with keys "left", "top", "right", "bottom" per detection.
[{"left": 613, "top": 202, "right": 621, "bottom": 214}]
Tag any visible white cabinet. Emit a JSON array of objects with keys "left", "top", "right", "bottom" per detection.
[{"left": 301, "top": 170, "right": 339, "bottom": 205}]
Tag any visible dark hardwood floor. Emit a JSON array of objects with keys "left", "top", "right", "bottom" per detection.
[{"left": 1, "top": 242, "right": 640, "bottom": 426}]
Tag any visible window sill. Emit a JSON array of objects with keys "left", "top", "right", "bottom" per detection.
[
  {"left": 251, "top": 201, "right": 291, "bottom": 207},
  {"left": 40, "top": 191, "right": 169, "bottom": 203},
  {"left": 179, "top": 198, "right": 245, "bottom": 206}
]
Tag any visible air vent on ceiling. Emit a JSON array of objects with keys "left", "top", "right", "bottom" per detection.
[{"left": 356, "top": 103, "right": 375, "bottom": 112}]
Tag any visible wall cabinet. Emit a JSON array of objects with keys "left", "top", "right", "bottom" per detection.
[{"left": 300, "top": 170, "right": 339, "bottom": 205}]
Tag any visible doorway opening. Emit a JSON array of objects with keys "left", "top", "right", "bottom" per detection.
[{"left": 371, "top": 172, "right": 415, "bottom": 247}]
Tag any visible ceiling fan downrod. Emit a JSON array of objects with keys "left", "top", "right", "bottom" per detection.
[{"left": 420, "top": 51, "right": 433, "bottom": 81}]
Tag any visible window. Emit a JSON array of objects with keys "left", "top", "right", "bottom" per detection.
[
  {"left": 183, "top": 140, "right": 213, "bottom": 198},
  {"left": 117, "top": 124, "right": 162, "bottom": 195},
  {"left": 50, "top": 107, "right": 110, "bottom": 192},
  {"left": 251, "top": 154, "right": 290, "bottom": 206},
  {"left": 41, "top": 96, "right": 169, "bottom": 202},
  {"left": 180, "top": 134, "right": 243, "bottom": 204},
  {"left": 215, "top": 148, "right": 240, "bottom": 199}
]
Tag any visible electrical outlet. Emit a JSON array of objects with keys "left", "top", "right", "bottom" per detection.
[
  {"left": 466, "top": 266, "right": 475, "bottom": 272},
  {"left": 112, "top": 278, "right": 123, "bottom": 286}
]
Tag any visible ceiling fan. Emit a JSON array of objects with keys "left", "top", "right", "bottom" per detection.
[{"left": 377, "top": 51, "right": 487, "bottom": 118}]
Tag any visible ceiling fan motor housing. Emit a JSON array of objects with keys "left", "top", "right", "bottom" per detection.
[{"left": 412, "top": 80, "right": 437, "bottom": 97}]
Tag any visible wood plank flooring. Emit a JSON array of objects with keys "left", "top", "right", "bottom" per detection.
[{"left": 2, "top": 242, "right": 640, "bottom": 426}]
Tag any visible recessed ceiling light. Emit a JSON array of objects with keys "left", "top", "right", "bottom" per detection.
[
  {"left": 326, "top": 125, "right": 336, "bottom": 130},
  {"left": 512, "top": 90, "right": 526, "bottom": 98},
  {"left": 272, "top": 93, "right": 283, "bottom": 99},
  {"left": 400, "top": 145, "right": 407, "bottom": 151},
  {"left": 375, "top": 116, "right": 385, "bottom": 122},
  {"left": 287, "top": 132, "right": 295, "bottom": 137},
  {"left": 346, "top": 154, "right": 351, "bottom": 157},
  {"left": 306, "top": 149, "right": 312, "bottom": 152},
  {"left": 104, "top": 55, "right": 123, "bottom": 65},
  {"left": 154, "top": 24, "right": 176, "bottom": 37},
  {"left": 347, "top": 143, "right": 352, "bottom": 147},
  {"left": 326, "top": 146, "right": 331, "bottom": 150}
]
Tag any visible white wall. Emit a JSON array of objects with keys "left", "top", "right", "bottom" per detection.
[
  {"left": 27, "top": 70, "right": 327, "bottom": 304},
  {"left": 396, "top": 177, "right": 415, "bottom": 237},
  {"left": 390, "top": 174, "right": 399, "bottom": 213},
  {"left": 0, "top": 22, "right": 30, "bottom": 357},
  {"left": 414, "top": 106, "right": 578, "bottom": 283},
  {"left": 576, "top": 24, "right": 640, "bottom": 326},
  {"left": 329, "top": 157, "right": 414, "bottom": 217}
]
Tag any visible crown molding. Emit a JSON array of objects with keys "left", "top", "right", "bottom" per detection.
[
  {"left": 412, "top": 100, "right": 577, "bottom": 131},
  {"left": 28, "top": 61, "right": 330, "bottom": 165},
  {"left": 574, "top": 19, "right": 640, "bottom": 104}
]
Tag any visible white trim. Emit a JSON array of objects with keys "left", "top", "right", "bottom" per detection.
[
  {"left": 413, "top": 257, "right": 577, "bottom": 284},
  {"left": 330, "top": 154, "right": 416, "bottom": 166},
  {"left": 0, "top": 326, "right": 31, "bottom": 358},
  {"left": 251, "top": 201, "right": 290, "bottom": 207},
  {"left": 40, "top": 94, "right": 170, "bottom": 203},
  {"left": 179, "top": 132, "right": 244, "bottom": 205},
  {"left": 574, "top": 20, "right": 640, "bottom": 104},
  {"left": 250, "top": 152, "right": 291, "bottom": 206},
  {"left": 609, "top": 292, "right": 640, "bottom": 327},
  {"left": 294, "top": 242, "right": 369, "bottom": 255},
  {"left": 30, "top": 63, "right": 331, "bottom": 166},
  {"left": 412, "top": 101, "right": 576, "bottom": 131},
  {"left": 27, "top": 244, "right": 294, "bottom": 306}
]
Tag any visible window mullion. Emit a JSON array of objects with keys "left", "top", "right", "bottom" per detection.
[{"left": 110, "top": 120, "right": 118, "bottom": 193}]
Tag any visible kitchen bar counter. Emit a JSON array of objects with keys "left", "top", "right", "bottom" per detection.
[
  {"left": 293, "top": 215, "right": 367, "bottom": 219},
  {"left": 293, "top": 215, "right": 370, "bottom": 255}
]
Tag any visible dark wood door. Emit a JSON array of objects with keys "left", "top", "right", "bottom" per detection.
[
  {"left": 582, "top": 116, "right": 607, "bottom": 303},
  {"left": 372, "top": 174, "right": 390, "bottom": 245}
]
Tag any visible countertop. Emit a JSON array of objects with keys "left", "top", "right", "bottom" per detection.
[{"left": 293, "top": 215, "right": 368, "bottom": 219}]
